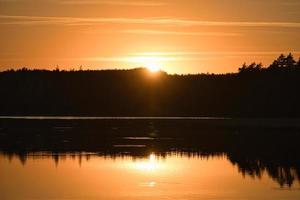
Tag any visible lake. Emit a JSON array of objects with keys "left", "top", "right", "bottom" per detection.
[{"left": 0, "top": 118, "right": 300, "bottom": 200}]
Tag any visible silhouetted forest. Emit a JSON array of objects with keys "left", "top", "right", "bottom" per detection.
[{"left": 1, "top": 53, "right": 300, "bottom": 117}]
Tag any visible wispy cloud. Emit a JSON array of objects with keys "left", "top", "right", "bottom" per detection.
[
  {"left": 79, "top": 56, "right": 177, "bottom": 62},
  {"left": 121, "top": 29, "right": 241, "bottom": 36},
  {"left": 73, "top": 51, "right": 300, "bottom": 64},
  {"left": 280, "top": 1, "right": 300, "bottom": 6},
  {"left": 0, "top": 0, "right": 167, "bottom": 6},
  {"left": 60, "top": 0, "right": 167, "bottom": 6},
  {"left": 1, "top": 15, "right": 300, "bottom": 28},
  {"left": 133, "top": 51, "right": 300, "bottom": 56}
]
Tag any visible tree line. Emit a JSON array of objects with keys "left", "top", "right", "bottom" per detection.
[{"left": 0, "top": 54, "right": 300, "bottom": 117}]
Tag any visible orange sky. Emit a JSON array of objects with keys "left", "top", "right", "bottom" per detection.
[{"left": 1, "top": 0, "right": 300, "bottom": 74}]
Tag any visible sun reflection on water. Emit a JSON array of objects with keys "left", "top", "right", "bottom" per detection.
[{"left": 130, "top": 153, "right": 161, "bottom": 172}]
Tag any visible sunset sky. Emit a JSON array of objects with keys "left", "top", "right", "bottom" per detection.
[{"left": 1, "top": 0, "right": 300, "bottom": 74}]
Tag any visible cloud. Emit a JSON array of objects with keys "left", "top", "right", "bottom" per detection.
[
  {"left": 72, "top": 51, "right": 300, "bottom": 64},
  {"left": 120, "top": 29, "right": 241, "bottom": 36},
  {"left": 78, "top": 56, "right": 177, "bottom": 62},
  {"left": 133, "top": 51, "right": 300, "bottom": 56},
  {"left": 1, "top": 15, "right": 300, "bottom": 28},
  {"left": 60, "top": 0, "right": 167, "bottom": 6},
  {"left": 0, "top": 0, "right": 167, "bottom": 6},
  {"left": 128, "top": 51, "right": 300, "bottom": 61},
  {"left": 280, "top": 1, "right": 300, "bottom": 6}
]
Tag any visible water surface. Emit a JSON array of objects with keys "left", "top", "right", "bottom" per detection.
[{"left": 0, "top": 118, "right": 300, "bottom": 199}]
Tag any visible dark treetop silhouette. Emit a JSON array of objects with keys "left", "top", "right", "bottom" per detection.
[{"left": 0, "top": 53, "right": 300, "bottom": 117}]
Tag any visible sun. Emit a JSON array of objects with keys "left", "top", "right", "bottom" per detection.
[
  {"left": 127, "top": 56, "right": 163, "bottom": 73},
  {"left": 146, "top": 63, "right": 161, "bottom": 72}
]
